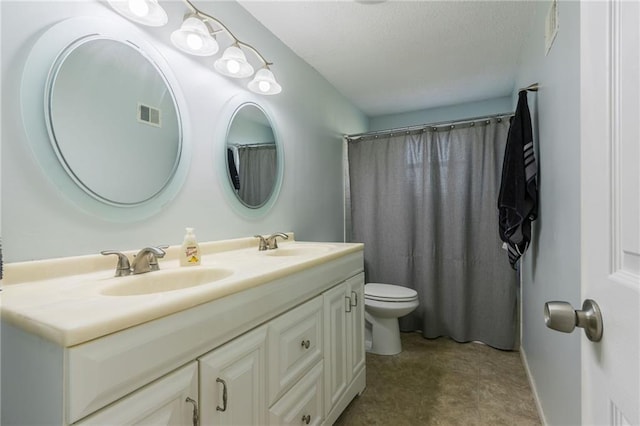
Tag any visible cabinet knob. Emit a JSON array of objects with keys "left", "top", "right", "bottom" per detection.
[
  {"left": 350, "top": 291, "right": 358, "bottom": 307},
  {"left": 301, "top": 339, "right": 311, "bottom": 349},
  {"left": 185, "top": 397, "right": 199, "bottom": 426},
  {"left": 216, "top": 378, "right": 228, "bottom": 412},
  {"left": 301, "top": 414, "right": 311, "bottom": 424}
]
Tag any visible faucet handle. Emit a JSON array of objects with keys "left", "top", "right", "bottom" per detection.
[
  {"left": 148, "top": 245, "right": 168, "bottom": 271},
  {"left": 101, "top": 250, "right": 131, "bottom": 277},
  {"left": 254, "top": 235, "right": 268, "bottom": 251}
]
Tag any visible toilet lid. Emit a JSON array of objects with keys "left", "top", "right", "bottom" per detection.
[{"left": 365, "top": 283, "right": 418, "bottom": 302}]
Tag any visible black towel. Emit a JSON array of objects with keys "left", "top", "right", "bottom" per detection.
[
  {"left": 498, "top": 90, "right": 538, "bottom": 269},
  {"left": 227, "top": 148, "right": 240, "bottom": 190}
]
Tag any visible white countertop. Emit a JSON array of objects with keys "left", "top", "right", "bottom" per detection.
[{"left": 1, "top": 236, "right": 363, "bottom": 347}]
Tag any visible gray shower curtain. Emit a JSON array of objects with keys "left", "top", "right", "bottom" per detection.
[
  {"left": 238, "top": 144, "right": 277, "bottom": 206},
  {"left": 347, "top": 118, "right": 518, "bottom": 350}
]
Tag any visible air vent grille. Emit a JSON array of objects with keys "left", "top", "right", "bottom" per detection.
[{"left": 138, "top": 103, "right": 161, "bottom": 127}]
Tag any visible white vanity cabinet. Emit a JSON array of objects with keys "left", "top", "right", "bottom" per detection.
[
  {"left": 346, "top": 276, "right": 365, "bottom": 384},
  {"left": 269, "top": 361, "right": 324, "bottom": 426},
  {"left": 199, "top": 326, "right": 268, "bottom": 426},
  {"left": 2, "top": 243, "right": 365, "bottom": 426},
  {"left": 75, "top": 362, "right": 198, "bottom": 425},
  {"left": 267, "top": 295, "right": 324, "bottom": 405},
  {"left": 323, "top": 274, "right": 365, "bottom": 425}
]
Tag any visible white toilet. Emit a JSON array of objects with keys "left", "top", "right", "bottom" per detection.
[{"left": 364, "top": 283, "right": 419, "bottom": 356}]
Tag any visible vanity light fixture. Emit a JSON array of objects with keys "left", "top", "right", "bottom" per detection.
[
  {"left": 170, "top": 16, "right": 219, "bottom": 56},
  {"left": 108, "top": 0, "right": 282, "bottom": 95},
  {"left": 107, "top": 0, "right": 168, "bottom": 27},
  {"left": 248, "top": 67, "right": 282, "bottom": 95},
  {"left": 214, "top": 44, "right": 254, "bottom": 78}
]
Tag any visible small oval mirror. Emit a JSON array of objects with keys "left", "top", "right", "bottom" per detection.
[{"left": 225, "top": 103, "right": 279, "bottom": 208}]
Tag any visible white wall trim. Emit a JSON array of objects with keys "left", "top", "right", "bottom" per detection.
[{"left": 520, "top": 346, "right": 548, "bottom": 426}]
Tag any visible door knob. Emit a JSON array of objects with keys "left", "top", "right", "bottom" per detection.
[{"left": 544, "top": 299, "right": 603, "bottom": 342}]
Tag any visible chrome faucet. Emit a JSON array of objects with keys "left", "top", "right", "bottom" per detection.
[
  {"left": 131, "top": 247, "right": 166, "bottom": 274},
  {"left": 254, "top": 233, "right": 288, "bottom": 251},
  {"left": 102, "top": 246, "right": 166, "bottom": 276}
]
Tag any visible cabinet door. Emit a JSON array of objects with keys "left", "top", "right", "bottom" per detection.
[
  {"left": 346, "top": 275, "right": 365, "bottom": 383},
  {"left": 75, "top": 362, "right": 198, "bottom": 425},
  {"left": 323, "top": 282, "right": 348, "bottom": 415},
  {"left": 268, "top": 296, "right": 323, "bottom": 405},
  {"left": 269, "top": 361, "right": 324, "bottom": 426},
  {"left": 199, "top": 326, "right": 267, "bottom": 426}
]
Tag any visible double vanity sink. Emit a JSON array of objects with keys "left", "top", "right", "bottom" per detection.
[{"left": 1, "top": 235, "right": 365, "bottom": 425}]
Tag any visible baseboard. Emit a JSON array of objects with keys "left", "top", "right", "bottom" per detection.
[{"left": 520, "top": 346, "right": 548, "bottom": 426}]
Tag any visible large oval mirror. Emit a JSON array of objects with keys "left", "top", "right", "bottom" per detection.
[
  {"left": 21, "top": 16, "right": 191, "bottom": 222},
  {"left": 47, "top": 37, "right": 181, "bottom": 205},
  {"left": 225, "top": 103, "right": 279, "bottom": 209}
]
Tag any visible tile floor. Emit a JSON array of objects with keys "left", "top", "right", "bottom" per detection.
[{"left": 334, "top": 332, "right": 541, "bottom": 426}]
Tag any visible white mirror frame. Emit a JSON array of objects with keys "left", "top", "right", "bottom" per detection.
[
  {"left": 215, "top": 93, "right": 284, "bottom": 219},
  {"left": 21, "top": 16, "right": 191, "bottom": 222}
]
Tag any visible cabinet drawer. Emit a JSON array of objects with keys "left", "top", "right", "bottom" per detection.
[
  {"left": 268, "top": 295, "right": 323, "bottom": 405},
  {"left": 269, "top": 361, "right": 323, "bottom": 426},
  {"left": 74, "top": 362, "right": 198, "bottom": 425}
]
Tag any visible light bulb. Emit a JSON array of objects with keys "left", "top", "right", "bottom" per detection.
[
  {"left": 227, "top": 59, "right": 240, "bottom": 75},
  {"left": 258, "top": 81, "right": 271, "bottom": 93},
  {"left": 128, "top": 0, "right": 149, "bottom": 17},
  {"left": 186, "top": 33, "right": 204, "bottom": 51}
]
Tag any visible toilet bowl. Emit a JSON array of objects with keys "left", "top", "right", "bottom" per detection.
[{"left": 364, "top": 283, "right": 419, "bottom": 356}]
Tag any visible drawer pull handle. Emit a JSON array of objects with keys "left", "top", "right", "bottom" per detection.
[
  {"left": 185, "top": 397, "right": 199, "bottom": 426},
  {"left": 350, "top": 291, "right": 358, "bottom": 307},
  {"left": 301, "top": 339, "right": 311, "bottom": 349},
  {"left": 345, "top": 296, "right": 352, "bottom": 313},
  {"left": 301, "top": 414, "right": 311, "bottom": 424},
  {"left": 216, "top": 378, "right": 228, "bottom": 412}
]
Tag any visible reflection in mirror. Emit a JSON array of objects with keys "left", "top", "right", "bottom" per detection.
[
  {"left": 225, "top": 103, "right": 278, "bottom": 208},
  {"left": 46, "top": 36, "right": 181, "bottom": 205}
]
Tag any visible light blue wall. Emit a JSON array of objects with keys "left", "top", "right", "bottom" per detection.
[
  {"left": 368, "top": 96, "right": 513, "bottom": 131},
  {"left": 514, "top": 1, "right": 582, "bottom": 425},
  {"left": 1, "top": 1, "right": 367, "bottom": 262}
]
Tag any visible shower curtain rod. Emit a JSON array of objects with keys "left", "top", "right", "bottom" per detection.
[
  {"left": 344, "top": 111, "right": 515, "bottom": 140},
  {"left": 229, "top": 142, "right": 276, "bottom": 148},
  {"left": 346, "top": 82, "right": 539, "bottom": 141}
]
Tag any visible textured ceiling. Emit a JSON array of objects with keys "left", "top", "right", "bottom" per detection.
[{"left": 237, "top": 0, "right": 537, "bottom": 117}]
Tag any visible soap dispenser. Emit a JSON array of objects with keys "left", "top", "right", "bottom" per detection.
[{"left": 180, "top": 227, "right": 201, "bottom": 266}]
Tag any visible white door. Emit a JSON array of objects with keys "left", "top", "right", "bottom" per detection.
[{"left": 580, "top": 1, "right": 640, "bottom": 424}]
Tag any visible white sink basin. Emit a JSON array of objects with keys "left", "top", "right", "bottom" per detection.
[
  {"left": 265, "top": 245, "right": 333, "bottom": 257},
  {"left": 101, "top": 267, "right": 234, "bottom": 296}
]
